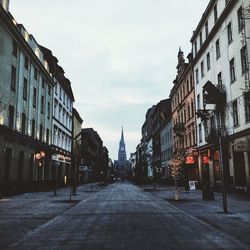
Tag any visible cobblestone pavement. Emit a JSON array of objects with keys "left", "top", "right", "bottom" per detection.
[{"left": 0, "top": 182, "right": 249, "bottom": 249}]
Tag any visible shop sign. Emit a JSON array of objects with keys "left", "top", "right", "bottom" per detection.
[
  {"left": 65, "top": 157, "right": 71, "bottom": 162},
  {"left": 185, "top": 156, "right": 195, "bottom": 164},
  {"left": 52, "top": 154, "right": 66, "bottom": 162},
  {"left": 189, "top": 181, "right": 196, "bottom": 190},
  {"left": 234, "top": 137, "right": 250, "bottom": 152},
  {"left": 202, "top": 156, "right": 209, "bottom": 164}
]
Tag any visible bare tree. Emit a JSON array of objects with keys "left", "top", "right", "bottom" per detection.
[{"left": 168, "top": 153, "right": 185, "bottom": 200}]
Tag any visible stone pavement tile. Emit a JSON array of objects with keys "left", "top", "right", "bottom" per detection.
[{"left": 2, "top": 182, "right": 250, "bottom": 249}]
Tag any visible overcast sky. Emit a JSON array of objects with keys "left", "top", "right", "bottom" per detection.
[{"left": 10, "top": 0, "right": 209, "bottom": 160}]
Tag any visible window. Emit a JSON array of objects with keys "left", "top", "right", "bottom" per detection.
[
  {"left": 214, "top": 4, "right": 218, "bottom": 23},
  {"left": 34, "top": 67, "right": 38, "bottom": 80},
  {"left": 59, "top": 87, "right": 62, "bottom": 99},
  {"left": 230, "top": 58, "right": 236, "bottom": 83},
  {"left": 55, "top": 83, "right": 58, "bottom": 95},
  {"left": 238, "top": 6, "right": 245, "bottom": 32},
  {"left": 199, "top": 31, "right": 203, "bottom": 47},
  {"left": 8, "top": 105, "right": 14, "bottom": 129},
  {"left": 216, "top": 39, "right": 220, "bottom": 59},
  {"left": 63, "top": 109, "right": 65, "bottom": 124},
  {"left": 217, "top": 72, "right": 222, "bottom": 89},
  {"left": 39, "top": 124, "right": 43, "bottom": 141},
  {"left": 42, "top": 78, "right": 45, "bottom": 88},
  {"left": 197, "top": 94, "right": 201, "bottom": 110},
  {"left": 205, "top": 21, "right": 209, "bottom": 38},
  {"left": 201, "top": 61, "right": 204, "bottom": 78},
  {"left": 245, "top": 92, "right": 250, "bottom": 122},
  {"left": 59, "top": 104, "right": 62, "bottom": 121},
  {"left": 48, "top": 85, "right": 51, "bottom": 96},
  {"left": 199, "top": 124, "right": 202, "bottom": 143},
  {"left": 241, "top": 46, "right": 248, "bottom": 73},
  {"left": 63, "top": 92, "right": 66, "bottom": 103},
  {"left": 195, "top": 69, "right": 199, "bottom": 84},
  {"left": 46, "top": 129, "right": 50, "bottom": 144},
  {"left": 233, "top": 100, "right": 239, "bottom": 126},
  {"left": 33, "top": 88, "right": 37, "bottom": 108},
  {"left": 194, "top": 41, "right": 197, "bottom": 56},
  {"left": 47, "top": 102, "right": 51, "bottom": 120},
  {"left": 187, "top": 105, "right": 191, "bottom": 120},
  {"left": 186, "top": 79, "right": 189, "bottom": 93},
  {"left": 11, "top": 65, "right": 16, "bottom": 91},
  {"left": 41, "top": 96, "right": 44, "bottom": 114},
  {"left": 24, "top": 55, "right": 29, "bottom": 69},
  {"left": 23, "top": 78, "right": 28, "bottom": 100},
  {"left": 31, "top": 119, "right": 35, "bottom": 138},
  {"left": 12, "top": 40, "right": 17, "bottom": 57},
  {"left": 227, "top": 22, "right": 233, "bottom": 44},
  {"left": 191, "top": 101, "right": 194, "bottom": 117},
  {"left": 207, "top": 53, "right": 211, "bottom": 71},
  {"left": 21, "top": 113, "right": 26, "bottom": 134}
]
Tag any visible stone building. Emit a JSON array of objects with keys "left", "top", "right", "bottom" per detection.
[
  {"left": 72, "top": 108, "right": 83, "bottom": 180},
  {"left": 191, "top": 0, "right": 250, "bottom": 191},
  {"left": 40, "top": 46, "right": 75, "bottom": 186},
  {"left": 0, "top": 1, "right": 54, "bottom": 194},
  {"left": 169, "top": 49, "right": 198, "bottom": 184},
  {"left": 80, "top": 128, "right": 103, "bottom": 182}
]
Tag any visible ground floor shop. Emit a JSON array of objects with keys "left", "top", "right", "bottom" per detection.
[
  {"left": 228, "top": 132, "right": 250, "bottom": 192},
  {"left": 0, "top": 127, "right": 52, "bottom": 196},
  {"left": 51, "top": 152, "right": 71, "bottom": 186}
]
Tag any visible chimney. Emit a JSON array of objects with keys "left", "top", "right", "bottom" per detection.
[{"left": 0, "top": 0, "right": 9, "bottom": 12}]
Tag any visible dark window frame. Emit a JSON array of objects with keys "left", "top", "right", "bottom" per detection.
[{"left": 11, "top": 65, "right": 16, "bottom": 91}]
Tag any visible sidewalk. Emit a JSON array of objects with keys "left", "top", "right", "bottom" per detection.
[
  {"left": 140, "top": 184, "right": 250, "bottom": 247},
  {"left": 0, "top": 182, "right": 104, "bottom": 249}
]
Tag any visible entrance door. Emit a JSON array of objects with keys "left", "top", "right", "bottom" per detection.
[
  {"left": 233, "top": 151, "right": 246, "bottom": 186},
  {"left": 4, "top": 148, "right": 12, "bottom": 182}
]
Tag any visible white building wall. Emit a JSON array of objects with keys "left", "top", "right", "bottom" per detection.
[{"left": 192, "top": 0, "right": 250, "bottom": 188}]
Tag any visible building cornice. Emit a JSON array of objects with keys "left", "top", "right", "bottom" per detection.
[
  {"left": 0, "top": 6, "right": 55, "bottom": 87},
  {"left": 191, "top": 0, "right": 238, "bottom": 65}
]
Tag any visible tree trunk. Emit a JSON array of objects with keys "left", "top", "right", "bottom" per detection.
[{"left": 175, "top": 178, "right": 179, "bottom": 201}]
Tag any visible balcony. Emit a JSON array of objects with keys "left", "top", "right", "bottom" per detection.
[{"left": 173, "top": 123, "right": 185, "bottom": 137}]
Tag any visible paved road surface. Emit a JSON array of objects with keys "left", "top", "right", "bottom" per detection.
[{"left": 2, "top": 182, "right": 249, "bottom": 249}]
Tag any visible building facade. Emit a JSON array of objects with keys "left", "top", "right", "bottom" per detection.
[
  {"left": 72, "top": 108, "right": 83, "bottom": 181},
  {"left": 0, "top": 2, "right": 55, "bottom": 194},
  {"left": 80, "top": 128, "right": 103, "bottom": 182},
  {"left": 191, "top": 0, "right": 250, "bottom": 190},
  {"left": 151, "top": 99, "right": 171, "bottom": 179},
  {"left": 40, "top": 46, "right": 74, "bottom": 186},
  {"left": 160, "top": 117, "right": 173, "bottom": 179},
  {"left": 169, "top": 49, "right": 198, "bottom": 184}
]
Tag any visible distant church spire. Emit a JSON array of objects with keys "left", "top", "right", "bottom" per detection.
[
  {"left": 118, "top": 127, "right": 127, "bottom": 162},
  {"left": 120, "top": 126, "right": 124, "bottom": 144}
]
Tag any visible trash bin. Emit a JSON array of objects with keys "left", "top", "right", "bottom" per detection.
[{"left": 202, "top": 186, "right": 214, "bottom": 200}]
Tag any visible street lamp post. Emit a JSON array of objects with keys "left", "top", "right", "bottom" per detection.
[{"left": 202, "top": 81, "right": 228, "bottom": 213}]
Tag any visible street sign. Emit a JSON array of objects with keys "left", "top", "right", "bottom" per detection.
[
  {"left": 189, "top": 181, "right": 196, "bottom": 190},
  {"left": 234, "top": 137, "right": 250, "bottom": 152}
]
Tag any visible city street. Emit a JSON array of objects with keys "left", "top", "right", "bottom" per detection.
[{"left": 1, "top": 182, "right": 249, "bottom": 249}]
